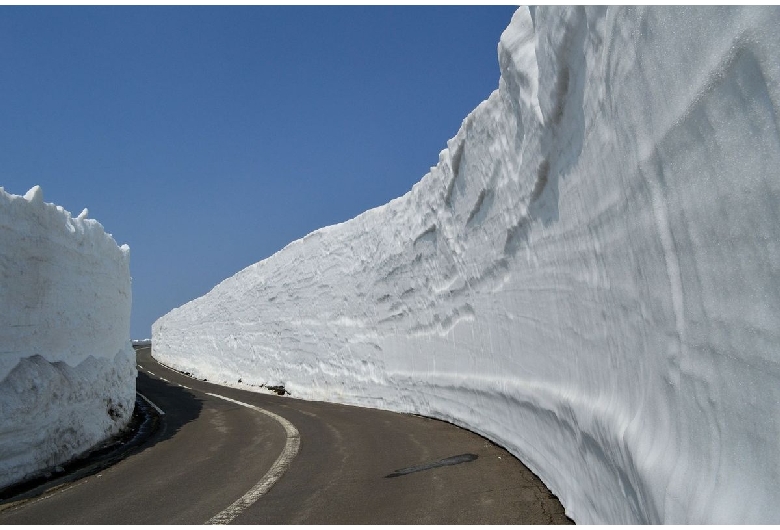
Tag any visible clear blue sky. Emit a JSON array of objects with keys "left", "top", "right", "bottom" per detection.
[{"left": 0, "top": 6, "right": 518, "bottom": 339}]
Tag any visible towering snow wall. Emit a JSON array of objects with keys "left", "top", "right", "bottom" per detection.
[
  {"left": 153, "top": 6, "right": 780, "bottom": 524},
  {"left": 0, "top": 186, "right": 135, "bottom": 489}
]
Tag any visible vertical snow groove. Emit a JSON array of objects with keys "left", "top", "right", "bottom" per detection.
[{"left": 647, "top": 158, "right": 687, "bottom": 354}]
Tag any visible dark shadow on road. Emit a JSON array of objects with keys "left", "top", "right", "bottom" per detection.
[{"left": 135, "top": 369, "right": 204, "bottom": 449}]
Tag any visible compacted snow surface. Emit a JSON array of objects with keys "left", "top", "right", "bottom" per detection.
[
  {"left": 153, "top": 6, "right": 780, "bottom": 524},
  {"left": 0, "top": 186, "right": 135, "bottom": 489}
]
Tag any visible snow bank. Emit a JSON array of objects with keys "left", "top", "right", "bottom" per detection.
[
  {"left": 0, "top": 185, "right": 135, "bottom": 489},
  {"left": 152, "top": 6, "right": 780, "bottom": 524}
]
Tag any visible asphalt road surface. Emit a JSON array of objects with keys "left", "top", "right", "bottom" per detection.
[{"left": 0, "top": 346, "right": 572, "bottom": 524}]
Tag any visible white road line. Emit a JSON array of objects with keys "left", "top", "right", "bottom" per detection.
[
  {"left": 137, "top": 392, "right": 165, "bottom": 416},
  {"left": 179, "top": 384, "right": 190, "bottom": 389},
  {"left": 159, "top": 377, "right": 169, "bottom": 383},
  {"left": 146, "top": 370, "right": 156, "bottom": 376},
  {"left": 204, "top": 392, "right": 300, "bottom": 525}
]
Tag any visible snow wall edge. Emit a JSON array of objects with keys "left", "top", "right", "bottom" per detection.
[
  {"left": 0, "top": 185, "right": 136, "bottom": 489},
  {"left": 153, "top": 6, "right": 780, "bottom": 523}
]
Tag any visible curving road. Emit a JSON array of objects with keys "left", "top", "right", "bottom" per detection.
[{"left": 0, "top": 347, "right": 571, "bottom": 524}]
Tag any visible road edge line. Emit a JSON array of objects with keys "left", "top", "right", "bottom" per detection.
[
  {"left": 137, "top": 392, "right": 165, "bottom": 416},
  {"left": 204, "top": 392, "right": 300, "bottom": 525}
]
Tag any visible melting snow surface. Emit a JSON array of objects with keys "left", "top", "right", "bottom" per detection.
[
  {"left": 0, "top": 186, "right": 135, "bottom": 489},
  {"left": 153, "top": 7, "right": 780, "bottom": 523}
]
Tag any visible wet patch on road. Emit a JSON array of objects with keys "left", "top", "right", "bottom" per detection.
[{"left": 385, "top": 453, "right": 478, "bottom": 478}]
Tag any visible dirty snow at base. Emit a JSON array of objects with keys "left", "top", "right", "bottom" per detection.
[
  {"left": 153, "top": 6, "right": 780, "bottom": 524},
  {"left": 0, "top": 185, "right": 135, "bottom": 489}
]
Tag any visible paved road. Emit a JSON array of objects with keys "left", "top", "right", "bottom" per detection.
[{"left": 0, "top": 347, "right": 571, "bottom": 524}]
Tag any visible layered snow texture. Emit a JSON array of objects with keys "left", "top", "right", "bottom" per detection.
[
  {"left": 153, "top": 6, "right": 780, "bottom": 524},
  {"left": 0, "top": 186, "right": 135, "bottom": 489}
]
